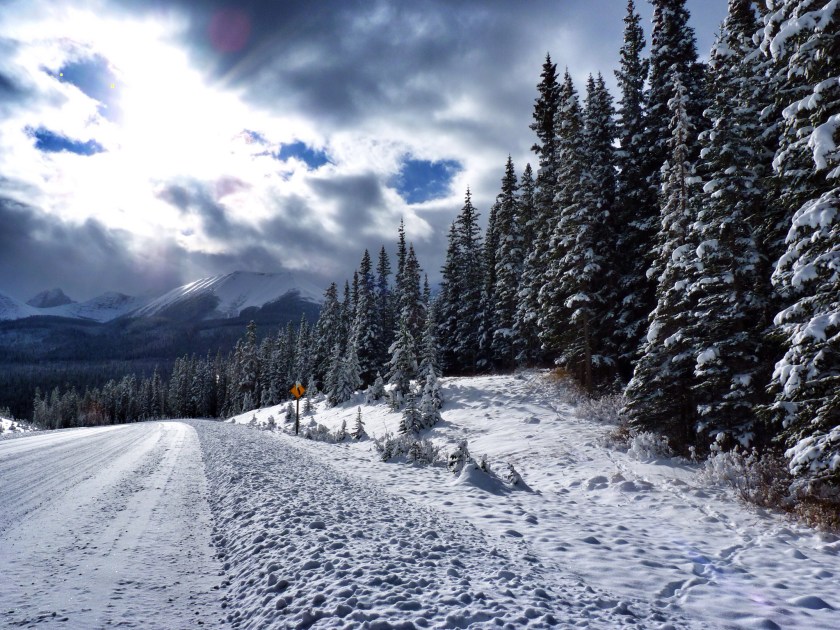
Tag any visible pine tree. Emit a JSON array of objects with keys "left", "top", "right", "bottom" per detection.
[
  {"left": 645, "top": 0, "right": 708, "bottom": 174},
  {"left": 437, "top": 221, "right": 461, "bottom": 372},
  {"left": 517, "top": 56, "right": 561, "bottom": 367},
  {"left": 351, "top": 249, "right": 378, "bottom": 384},
  {"left": 313, "top": 283, "right": 342, "bottom": 386},
  {"left": 387, "top": 317, "right": 418, "bottom": 397},
  {"left": 491, "top": 157, "right": 524, "bottom": 370},
  {"left": 479, "top": 199, "right": 500, "bottom": 369},
  {"left": 454, "top": 189, "right": 484, "bottom": 372},
  {"left": 419, "top": 373, "right": 442, "bottom": 428},
  {"left": 351, "top": 407, "right": 367, "bottom": 440},
  {"left": 399, "top": 389, "right": 423, "bottom": 435},
  {"left": 419, "top": 299, "right": 442, "bottom": 385},
  {"left": 613, "top": 0, "right": 657, "bottom": 377},
  {"left": 689, "top": 0, "right": 770, "bottom": 449},
  {"left": 764, "top": 0, "right": 840, "bottom": 494},
  {"left": 623, "top": 75, "right": 701, "bottom": 451},
  {"left": 375, "top": 246, "right": 395, "bottom": 369},
  {"left": 401, "top": 244, "right": 424, "bottom": 340}
]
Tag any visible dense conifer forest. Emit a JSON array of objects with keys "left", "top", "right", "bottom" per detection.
[{"left": 30, "top": 0, "right": 839, "bottom": 516}]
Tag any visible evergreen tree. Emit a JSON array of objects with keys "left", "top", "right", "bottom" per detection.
[
  {"left": 437, "top": 221, "right": 461, "bottom": 372},
  {"left": 689, "top": 0, "right": 770, "bottom": 449},
  {"left": 387, "top": 317, "right": 418, "bottom": 397},
  {"left": 399, "top": 389, "right": 423, "bottom": 435},
  {"left": 764, "top": 0, "right": 840, "bottom": 494},
  {"left": 351, "top": 249, "right": 378, "bottom": 384},
  {"left": 313, "top": 283, "right": 341, "bottom": 385},
  {"left": 623, "top": 75, "right": 701, "bottom": 451},
  {"left": 492, "top": 156, "right": 524, "bottom": 369},
  {"left": 517, "top": 56, "right": 561, "bottom": 367},
  {"left": 401, "top": 244, "right": 425, "bottom": 340},
  {"left": 613, "top": 0, "right": 657, "bottom": 376},
  {"left": 479, "top": 199, "right": 500, "bottom": 368},
  {"left": 351, "top": 407, "right": 367, "bottom": 440},
  {"left": 419, "top": 374, "right": 442, "bottom": 428},
  {"left": 375, "top": 246, "right": 396, "bottom": 369},
  {"left": 454, "top": 189, "right": 484, "bottom": 372},
  {"left": 419, "top": 299, "right": 442, "bottom": 385}
]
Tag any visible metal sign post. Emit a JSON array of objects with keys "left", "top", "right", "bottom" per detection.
[{"left": 290, "top": 382, "right": 306, "bottom": 435}]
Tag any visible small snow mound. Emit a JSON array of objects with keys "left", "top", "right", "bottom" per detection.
[
  {"left": 451, "top": 461, "right": 509, "bottom": 495},
  {"left": 788, "top": 595, "right": 834, "bottom": 610}
]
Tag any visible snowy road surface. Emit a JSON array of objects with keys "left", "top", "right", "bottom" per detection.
[{"left": 0, "top": 422, "right": 222, "bottom": 628}]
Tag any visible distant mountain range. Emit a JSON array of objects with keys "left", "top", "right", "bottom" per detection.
[
  {"left": 0, "top": 271, "right": 323, "bottom": 323},
  {"left": 0, "top": 271, "right": 324, "bottom": 420}
]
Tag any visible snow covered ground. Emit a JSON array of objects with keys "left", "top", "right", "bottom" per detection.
[
  {"left": 0, "top": 423, "right": 222, "bottom": 627},
  {"left": 232, "top": 372, "right": 840, "bottom": 629},
  {"left": 0, "top": 416, "right": 37, "bottom": 437},
  {"left": 1, "top": 372, "right": 837, "bottom": 628}
]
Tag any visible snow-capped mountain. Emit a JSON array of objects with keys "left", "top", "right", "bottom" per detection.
[
  {"left": 46, "top": 292, "right": 151, "bottom": 323},
  {"left": 131, "top": 271, "right": 322, "bottom": 321},
  {"left": 0, "top": 292, "right": 39, "bottom": 320},
  {"left": 0, "top": 271, "right": 322, "bottom": 323},
  {"left": 26, "top": 288, "right": 74, "bottom": 308}
]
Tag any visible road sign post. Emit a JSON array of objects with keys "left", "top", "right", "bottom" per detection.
[{"left": 290, "top": 382, "right": 306, "bottom": 435}]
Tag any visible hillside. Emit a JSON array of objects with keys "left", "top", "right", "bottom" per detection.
[{"left": 230, "top": 372, "right": 840, "bottom": 629}]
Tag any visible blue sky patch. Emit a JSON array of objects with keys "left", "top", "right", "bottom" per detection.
[
  {"left": 390, "top": 157, "right": 461, "bottom": 204},
  {"left": 27, "top": 127, "right": 105, "bottom": 156},
  {"left": 55, "top": 55, "right": 121, "bottom": 121},
  {"left": 277, "top": 141, "right": 330, "bottom": 170}
]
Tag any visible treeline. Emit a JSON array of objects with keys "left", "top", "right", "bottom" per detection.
[{"left": 35, "top": 0, "right": 838, "bottom": 504}]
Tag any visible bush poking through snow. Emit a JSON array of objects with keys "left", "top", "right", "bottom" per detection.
[
  {"left": 448, "top": 439, "right": 471, "bottom": 474},
  {"left": 702, "top": 448, "right": 792, "bottom": 509},
  {"left": 578, "top": 393, "right": 627, "bottom": 425},
  {"left": 335, "top": 419, "right": 347, "bottom": 442},
  {"left": 627, "top": 431, "right": 674, "bottom": 461},
  {"left": 265, "top": 415, "right": 276, "bottom": 431},
  {"left": 373, "top": 431, "right": 441, "bottom": 465},
  {"left": 505, "top": 463, "right": 523, "bottom": 486}
]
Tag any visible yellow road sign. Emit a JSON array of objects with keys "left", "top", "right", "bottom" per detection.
[{"left": 290, "top": 383, "right": 306, "bottom": 399}]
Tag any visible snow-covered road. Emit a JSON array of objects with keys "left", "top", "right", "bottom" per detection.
[{"left": 0, "top": 422, "right": 222, "bottom": 628}]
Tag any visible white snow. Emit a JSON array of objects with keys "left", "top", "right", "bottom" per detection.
[
  {"left": 3, "top": 373, "right": 838, "bottom": 628},
  {"left": 232, "top": 372, "right": 840, "bottom": 629}
]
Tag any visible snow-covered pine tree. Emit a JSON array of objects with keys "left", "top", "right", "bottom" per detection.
[
  {"left": 313, "top": 283, "right": 342, "bottom": 386},
  {"left": 375, "top": 246, "right": 396, "bottom": 371},
  {"left": 491, "top": 156, "right": 524, "bottom": 370},
  {"left": 328, "top": 340, "right": 361, "bottom": 407},
  {"left": 645, "top": 0, "right": 708, "bottom": 174},
  {"left": 689, "top": 0, "right": 770, "bottom": 450},
  {"left": 479, "top": 199, "right": 500, "bottom": 369},
  {"left": 238, "top": 321, "right": 259, "bottom": 405},
  {"left": 351, "top": 249, "right": 378, "bottom": 385},
  {"left": 764, "top": 0, "right": 840, "bottom": 496},
  {"left": 623, "top": 75, "right": 702, "bottom": 451},
  {"left": 387, "top": 317, "right": 418, "bottom": 398},
  {"left": 454, "top": 189, "right": 484, "bottom": 373},
  {"left": 437, "top": 221, "right": 460, "bottom": 372},
  {"left": 365, "top": 371, "right": 386, "bottom": 403},
  {"left": 293, "top": 314, "right": 314, "bottom": 387},
  {"left": 402, "top": 244, "right": 425, "bottom": 341},
  {"left": 419, "top": 299, "right": 442, "bottom": 385},
  {"left": 399, "top": 389, "right": 423, "bottom": 435},
  {"left": 612, "top": 0, "right": 657, "bottom": 378},
  {"left": 516, "top": 56, "right": 561, "bottom": 367},
  {"left": 351, "top": 406, "right": 366, "bottom": 440},
  {"left": 419, "top": 374, "right": 442, "bottom": 428}
]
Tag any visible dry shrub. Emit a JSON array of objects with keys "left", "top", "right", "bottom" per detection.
[{"left": 794, "top": 498, "right": 840, "bottom": 532}]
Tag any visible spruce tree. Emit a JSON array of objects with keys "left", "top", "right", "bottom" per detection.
[
  {"left": 764, "top": 0, "right": 840, "bottom": 494},
  {"left": 313, "top": 283, "right": 341, "bottom": 386},
  {"left": 623, "top": 75, "right": 701, "bottom": 451},
  {"left": 351, "top": 249, "right": 378, "bottom": 384},
  {"left": 492, "top": 156, "right": 524, "bottom": 369},
  {"left": 387, "top": 317, "right": 418, "bottom": 397},
  {"left": 479, "top": 200, "right": 500, "bottom": 369},
  {"left": 613, "top": 0, "right": 657, "bottom": 377},
  {"left": 375, "top": 246, "right": 396, "bottom": 370},
  {"left": 689, "top": 0, "right": 770, "bottom": 449},
  {"left": 454, "top": 189, "right": 484, "bottom": 372},
  {"left": 517, "top": 56, "right": 561, "bottom": 367}
]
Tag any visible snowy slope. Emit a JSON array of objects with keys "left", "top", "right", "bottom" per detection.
[
  {"left": 0, "top": 292, "right": 39, "bottom": 320},
  {"left": 132, "top": 271, "right": 322, "bottom": 320},
  {"left": 233, "top": 372, "right": 840, "bottom": 629}
]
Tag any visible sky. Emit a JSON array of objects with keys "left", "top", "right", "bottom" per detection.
[{"left": 0, "top": 0, "right": 728, "bottom": 302}]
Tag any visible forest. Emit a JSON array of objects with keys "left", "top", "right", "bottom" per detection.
[{"left": 30, "top": 1, "right": 839, "bottom": 516}]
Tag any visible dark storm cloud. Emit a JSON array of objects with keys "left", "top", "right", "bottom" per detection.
[
  {"left": 0, "top": 196, "right": 182, "bottom": 300},
  {"left": 309, "top": 173, "right": 387, "bottom": 229},
  {"left": 157, "top": 180, "right": 257, "bottom": 240}
]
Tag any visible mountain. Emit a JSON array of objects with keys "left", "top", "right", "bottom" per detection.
[
  {"left": 26, "top": 288, "right": 74, "bottom": 308},
  {"left": 0, "top": 292, "right": 39, "bottom": 320},
  {"left": 48, "top": 292, "right": 151, "bottom": 323},
  {"left": 132, "top": 271, "right": 322, "bottom": 321}
]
